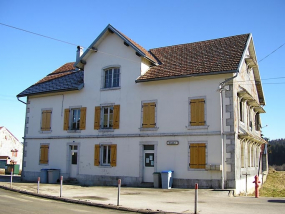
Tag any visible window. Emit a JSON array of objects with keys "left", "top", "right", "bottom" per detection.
[
  {"left": 189, "top": 98, "right": 205, "bottom": 126},
  {"left": 41, "top": 109, "right": 52, "bottom": 131},
  {"left": 248, "top": 107, "right": 252, "bottom": 131},
  {"left": 255, "top": 113, "right": 260, "bottom": 131},
  {"left": 94, "top": 144, "right": 117, "bottom": 167},
  {"left": 11, "top": 149, "right": 18, "bottom": 157},
  {"left": 189, "top": 143, "right": 206, "bottom": 169},
  {"left": 239, "top": 100, "right": 244, "bottom": 122},
  {"left": 40, "top": 144, "right": 49, "bottom": 164},
  {"left": 104, "top": 67, "right": 120, "bottom": 88},
  {"left": 141, "top": 101, "right": 157, "bottom": 129},
  {"left": 94, "top": 105, "right": 120, "bottom": 130},
  {"left": 64, "top": 107, "right": 87, "bottom": 131}
]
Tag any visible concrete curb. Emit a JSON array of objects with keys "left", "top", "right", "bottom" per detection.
[{"left": 0, "top": 185, "right": 179, "bottom": 214}]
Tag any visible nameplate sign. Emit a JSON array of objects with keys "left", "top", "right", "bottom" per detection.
[{"left": 166, "top": 141, "right": 179, "bottom": 145}]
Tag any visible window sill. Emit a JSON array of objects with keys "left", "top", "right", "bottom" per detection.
[
  {"left": 99, "top": 165, "right": 112, "bottom": 168},
  {"left": 98, "top": 129, "right": 114, "bottom": 132},
  {"left": 39, "top": 163, "right": 49, "bottom": 166},
  {"left": 188, "top": 168, "right": 206, "bottom": 171},
  {"left": 101, "top": 87, "right": 121, "bottom": 91},
  {"left": 139, "top": 127, "right": 159, "bottom": 131},
  {"left": 67, "top": 130, "right": 81, "bottom": 133},
  {"left": 39, "top": 130, "right": 52, "bottom": 134},
  {"left": 187, "top": 125, "right": 209, "bottom": 130}
]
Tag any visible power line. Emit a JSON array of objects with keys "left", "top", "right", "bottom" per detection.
[{"left": 259, "top": 43, "right": 285, "bottom": 63}]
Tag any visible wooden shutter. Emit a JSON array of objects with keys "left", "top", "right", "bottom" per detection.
[
  {"left": 190, "top": 99, "right": 205, "bottom": 126},
  {"left": 63, "top": 109, "right": 70, "bottom": 130},
  {"left": 41, "top": 110, "right": 52, "bottom": 131},
  {"left": 142, "top": 102, "right": 156, "bottom": 128},
  {"left": 40, "top": 145, "right": 49, "bottom": 164},
  {"left": 110, "top": 144, "right": 117, "bottom": 167},
  {"left": 94, "top": 144, "right": 100, "bottom": 166},
  {"left": 94, "top": 106, "right": 101, "bottom": 130},
  {"left": 113, "top": 105, "right": 120, "bottom": 129},
  {"left": 189, "top": 143, "right": 206, "bottom": 169},
  {"left": 80, "top": 107, "right": 87, "bottom": 130}
]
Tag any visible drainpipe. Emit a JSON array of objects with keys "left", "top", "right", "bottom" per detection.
[
  {"left": 218, "top": 71, "right": 239, "bottom": 189},
  {"left": 17, "top": 97, "right": 27, "bottom": 105}
]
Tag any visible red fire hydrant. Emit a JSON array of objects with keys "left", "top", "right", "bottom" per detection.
[{"left": 253, "top": 175, "right": 261, "bottom": 198}]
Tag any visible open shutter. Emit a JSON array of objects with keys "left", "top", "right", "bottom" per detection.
[
  {"left": 94, "top": 144, "right": 100, "bottom": 166},
  {"left": 113, "top": 105, "right": 120, "bottom": 129},
  {"left": 94, "top": 106, "right": 101, "bottom": 130},
  {"left": 110, "top": 144, "right": 117, "bottom": 167},
  {"left": 63, "top": 109, "right": 70, "bottom": 130},
  {"left": 80, "top": 107, "right": 87, "bottom": 130},
  {"left": 198, "top": 143, "right": 206, "bottom": 169},
  {"left": 149, "top": 103, "right": 156, "bottom": 128}
]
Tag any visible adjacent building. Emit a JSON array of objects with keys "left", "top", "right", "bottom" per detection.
[{"left": 17, "top": 24, "right": 267, "bottom": 194}]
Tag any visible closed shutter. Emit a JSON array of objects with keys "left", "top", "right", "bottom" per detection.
[
  {"left": 63, "top": 109, "right": 70, "bottom": 130},
  {"left": 113, "top": 105, "right": 120, "bottom": 129},
  {"left": 110, "top": 144, "right": 117, "bottom": 167},
  {"left": 94, "top": 106, "right": 101, "bottom": 130},
  {"left": 189, "top": 143, "right": 206, "bottom": 169},
  {"left": 80, "top": 107, "right": 87, "bottom": 130},
  {"left": 41, "top": 110, "right": 52, "bottom": 131},
  {"left": 190, "top": 99, "right": 205, "bottom": 126},
  {"left": 94, "top": 145, "right": 100, "bottom": 166},
  {"left": 142, "top": 102, "right": 156, "bottom": 128},
  {"left": 40, "top": 145, "right": 49, "bottom": 164}
]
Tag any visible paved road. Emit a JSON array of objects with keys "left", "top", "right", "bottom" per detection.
[{"left": 0, "top": 188, "right": 131, "bottom": 214}]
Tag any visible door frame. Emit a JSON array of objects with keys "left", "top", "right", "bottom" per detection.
[
  {"left": 66, "top": 142, "right": 80, "bottom": 178},
  {"left": 139, "top": 141, "right": 158, "bottom": 183}
]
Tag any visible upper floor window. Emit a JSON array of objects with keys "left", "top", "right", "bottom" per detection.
[
  {"left": 140, "top": 100, "right": 158, "bottom": 130},
  {"left": 104, "top": 67, "right": 120, "bottom": 88},
  {"left": 189, "top": 98, "right": 206, "bottom": 127},
  {"left": 94, "top": 105, "right": 120, "bottom": 130},
  {"left": 239, "top": 100, "right": 244, "bottom": 122},
  {"left": 64, "top": 107, "right": 86, "bottom": 131},
  {"left": 255, "top": 113, "right": 260, "bottom": 131},
  {"left": 41, "top": 109, "right": 52, "bottom": 132}
]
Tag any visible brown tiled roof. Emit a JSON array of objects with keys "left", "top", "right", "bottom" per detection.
[
  {"left": 35, "top": 62, "right": 75, "bottom": 85},
  {"left": 137, "top": 34, "right": 250, "bottom": 81},
  {"left": 118, "top": 30, "right": 158, "bottom": 64}
]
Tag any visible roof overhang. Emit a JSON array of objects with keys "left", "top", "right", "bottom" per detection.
[
  {"left": 74, "top": 24, "right": 157, "bottom": 69},
  {"left": 238, "top": 132, "right": 267, "bottom": 145},
  {"left": 237, "top": 87, "right": 265, "bottom": 113}
]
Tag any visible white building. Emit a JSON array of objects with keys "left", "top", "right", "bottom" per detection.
[
  {"left": 17, "top": 24, "right": 267, "bottom": 194},
  {"left": 0, "top": 126, "right": 23, "bottom": 173}
]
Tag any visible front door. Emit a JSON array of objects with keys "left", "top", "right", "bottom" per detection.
[
  {"left": 143, "top": 145, "right": 154, "bottom": 182},
  {"left": 70, "top": 145, "right": 78, "bottom": 178}
]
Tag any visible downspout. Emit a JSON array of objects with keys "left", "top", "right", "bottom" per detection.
[
  {"left": 218, "top": 71, "right": 239, "bottom": 189},
  {"left": 17, "top": 96, "right": 27, "bottom": 181}
]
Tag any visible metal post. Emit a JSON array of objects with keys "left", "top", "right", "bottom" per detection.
[
  {"left": 194, "top": 183, "right": 198, "bottom": 214},
  {"left": 10, "top": 168, "right": 13, "bottom": 188},
  {"left": 117, "top": 179, "right": 121, "bottom": 206},
  {"left": 37, "top": 177, "right": 40, "bottom": 194},
  {"left": 60, "top": 176, "right": 63, "bottom": 197}
]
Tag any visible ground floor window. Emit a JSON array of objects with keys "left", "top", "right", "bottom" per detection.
[
  {"left": 40, "top": 144, "right": 49, "bottom": 164},
  {"left": 94, "top": 144, "right": 117, "bottom": 167},
  {"left": 189, "top": 143, "right": 206, "bottom": 169}
]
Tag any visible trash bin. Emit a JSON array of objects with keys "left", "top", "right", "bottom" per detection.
[
  {"left": 161, "top": 170, "right": 174, "bottom": 189},
  {"left": 47, "top": 169, "right": 60, "bottom": 184},
  {"left": 40, "top": 169, "right": 49, "bottom": 183},
  {"left": 153, "top": 172, "right": 161, "bottom": 188},
  {"left": 5, "top": 164, "right": 20, "bottom": 175}
]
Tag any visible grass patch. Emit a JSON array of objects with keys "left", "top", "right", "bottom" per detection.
[{"left": 259, "top": 170, "right": 285, "bottom": 197}]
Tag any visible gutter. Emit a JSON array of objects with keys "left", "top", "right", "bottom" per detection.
[{"left": 17, "top": 97, "right": 27, "bottom": 104}]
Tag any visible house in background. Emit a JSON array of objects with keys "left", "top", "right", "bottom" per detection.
[
  {"left": 0, "top": 126, "right": 23, "bottom": 174},
  {"left": 17, "top": 24, "right": 267, "bottom": 194}
]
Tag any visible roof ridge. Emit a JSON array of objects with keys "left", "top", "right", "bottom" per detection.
[{"left": 150, "top": 33, "right": 250, "bottom": 51}]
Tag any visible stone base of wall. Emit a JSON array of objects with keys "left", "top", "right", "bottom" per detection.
[
  {"left": 173, "top": 178, "right": 222, "bottom": 189},
  {"left": 21, "top": 171, "right": 40, "bottom": 182}
]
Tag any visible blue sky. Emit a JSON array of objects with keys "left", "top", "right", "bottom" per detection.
[{"left": 0, "top": 0, "right": 284, "bottom": 141}]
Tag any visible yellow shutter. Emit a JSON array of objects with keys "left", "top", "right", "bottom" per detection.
[
  {"left": 149, "top": 102, "right": 156, "bottom": 128},
  {"left": 63, "top": 109, "right": 70, "bottom": 130},
  {"left": 94, "top": 144, "right": 100, "bottom": 166},
  {"left": 40, "top": 145, "right": 49, "bottom": 164},
  {"left": 41, "top": 110, "right": 52, "bottom": 131},
  {"left": 198, "top": 143, "right": 206, "bottom": 169},
  {"left": 94, "top": 106, "right": 101, "bottom": 130},
  {"left": 80, "top": 107, "right": 87, "bottom": 130},
  {"left": 190, "top": 144, "right": 198, "bottom": 168},
  {"left": 190, "top": 99, "right": 205, "bottom": 126},
  {"left": 41, "top": 111, "right": 47, "bottom": 131},
  {"left": 113, "top": 105, "right": 120, "bottom": 129},
  {"left": 110, "top": 144, "right": 117, "bottom": 167},
  {"left": 142, "top": 103, "right": 149, "bottom": 128}
]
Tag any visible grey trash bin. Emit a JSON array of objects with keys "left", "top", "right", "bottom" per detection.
[
  {"left": 47, "top": 169, "right": 60, "bottom": 184},
  {"left": 161, "top": 170, "right": 174, "bottom": 189},
  {"left": 153, "top": 172, "right": 161, "bottom": 188},
  {"left": 40, "top": 169, "right": 49, "bottom": 183}
]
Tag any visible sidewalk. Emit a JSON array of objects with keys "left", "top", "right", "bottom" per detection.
[{"left": 0, "top": 175, "right": 284, "bottom": 214}]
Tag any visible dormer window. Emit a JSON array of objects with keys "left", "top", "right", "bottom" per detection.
[{"left": 104, "top": 67, "right": 120, "bottom": 88}]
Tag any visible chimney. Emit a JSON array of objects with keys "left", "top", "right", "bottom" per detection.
[{"left": 76, "top": 46, "right": 83, "bottom": 62}]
